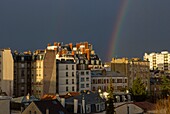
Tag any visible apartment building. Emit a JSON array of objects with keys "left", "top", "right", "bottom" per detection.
[
  {"left": 0, "top": 49, "right": 13, "bottom": 96},
  {"left": 91, "top": 70, "right": 128, "bottom": 92},
  {"left": 13, "top": 51, "right": 32, "bottom": 97},
  {"left": 76, "top": 54, "right": 91, "bottom": 92},
  {"left": 56, "top": 56, "right": 77, "bottom": 95},
  {"left": 144, "top": 51, "right": 170, "bottom": 71},
  {"left": 110, "top": 58, "right": 150, "bottom": 90},
  {"left": 32, "top": 49, "right": 56, "bottom": 98}
]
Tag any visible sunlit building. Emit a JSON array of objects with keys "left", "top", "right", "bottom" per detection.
[
  {"left": 110, "top": 58, "right": 150, "bottom": 90},
  {"left": 0, "top": 48, "right": 14, "bottom": 96},
  {"left": 144, "top": 51, "right": 170, "bottom": 72},
  {"left": 32, "top": 49, "right": 56, "bottom": 98},
  {"left": 56, "top": 56, "right": 77, "bottom": 95},
  {"left": 91, "top": 70, "right": 128, "bottom": 92}
]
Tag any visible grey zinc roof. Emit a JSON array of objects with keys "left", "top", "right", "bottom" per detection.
[
  {"left": 91, "top": 71, "right": 125, "bottom": 77},
  {"left": 65, "top": 91, "right": 105, "bottom": 105}
]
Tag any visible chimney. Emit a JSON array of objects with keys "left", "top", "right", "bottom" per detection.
[
  {"left": 54, "top": 42, "right": 57, "bottom": 46},
  {"left": 74, "top": 99, "right": 78, "bottom": 113},
  {"left": 46, "top": 109, "right": 49, "bottom": 114},
  {"left": 48, "top": 43, "right": 51, "bottom": 46},
  {"left": 26, "top": 93, "right": 30, "bottom": 100},
  {"left": 69, "top": 43, "right": 73, "bottom": 50},
  {"left": 82, "top": 96, "right": 85, "bottom": 113},
  {"left": 61, "top": 98, "right": 65, "bottom": 107}
]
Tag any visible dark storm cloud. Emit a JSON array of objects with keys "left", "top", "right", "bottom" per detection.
[{"left": 0, "top": 0, "right": 170, "bottom": 61}]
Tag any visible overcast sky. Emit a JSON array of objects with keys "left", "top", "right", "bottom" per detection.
[{"left": 0, "top": 0, "right": 170, "bottom": 62}]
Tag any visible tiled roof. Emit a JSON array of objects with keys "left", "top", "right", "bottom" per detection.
[{"left": 41, "top": 94, "right": 57, "bottom": 100}]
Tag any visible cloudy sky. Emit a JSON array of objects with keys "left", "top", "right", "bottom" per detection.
[{"left": 0, "top": 0, "right": 170, "bottom": 61}]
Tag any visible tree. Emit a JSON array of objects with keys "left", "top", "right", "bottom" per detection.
[
  {"left": 106, "top": 78, "right": 115, "bottom": 114},
  {"left": 131, "top": 77, "right": 146, "bottom": 101},
  {"left": 161, "top": 76, "right": 170, "bottom": 99}
]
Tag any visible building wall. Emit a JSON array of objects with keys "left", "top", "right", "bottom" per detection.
[
  {"left": 115, "top": 104, "right": 144, "bottom": 114},
  {"left": 32, "top": 58, "right": 44, "bottom": 98},
  {"left": 78, "top": 70, "right": 91, "bottom": 92},
  {"left": 111, "top": 58, "right": 150, "bottom": 90},
  {"left": 13, "top": 53, "right": 32, "bottom": 97},
  {"left": 0, "top": 99, "right": 10, "bottom": 114},
  {"left": 0, "top": 49, "right": 13, "bottom": 96},
  {"left": 57, "top": 63, "right": 77, "bottom": 95},
  {"left": 144, "top": 51, "right": 170, "bottom": 71},
  {"left": 43, "top": 50, "right": 56, "bottom": 95},
  {"left": 22, "top": 102, "right": 42, "bottom": 114},
  {"left": 91, "top": 76, "right": 128, "bottom": 92}
]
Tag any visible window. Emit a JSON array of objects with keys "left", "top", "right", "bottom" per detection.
[
  {"left": 81, "top": 78, "right": 85, "bottom": 82},
  {"left": 72, "top": 72, "right": 74, "bottom": 77},
  {"left": 81, "top": 84, "right": 85, "bottom": 88},
  {"left": 86, "top": 71, "right": 89, "bottom": 75},
  {"left": 80, "top": 60, "right": 84, "bottom": 64},
  {"left": 66, "top": 72, "right": 68, "bottom": 77},
  {"left": 96, "top": 104, "right": 100, "bottom": 112},
  {"left": 72, "top": 86, "right": 74, "bottom": 91},
  {"left": 66, "top": 65, "right": 68, "bottom": 70},
  {"left": 98, "top": 79, "right": 101, "bottom": 84},
  {"left": 72, "top": 65, "right": 74, "bottom": 70},
  {"left": 21, "top": 57, "right": 24, "bottom": 61},
  {"left": 86, "top": 77, "right": 89, "bottom": 81},
  {"left": 86, "top": 83, "right": 89, "bottom": 88},
  {"left": 125, "top": 79, "right": 127, "bottom": 83},
  {"left": 21, "top": 70, "right": 25, "bottom": 76},
  {"left": 81, "top": 71, "right": 84, "bottom": 75},
  {"left": 66, "top": 86, "right": 68, "bottom": 91},
  {"left": 21, "top": 86, "right": 24, "bottom": 90},
  {"left": 117, "top": 79, "right": 122, "bottom": 83},
  {"left": 21, "top": 79, "right": 24, "bottom": 83},
  {"left": 92, "top": 79, "right": 95, "bottom": 84},
  {"left": 86, "top": 105, "right": 91, "bottom": 113},
  {"left": 66, "top": 79, "right": 68, "bottom": 84},
  {"left": 91, "top": 60, "right": 94, "bottom": 65},
  {"left": 21, "top": 64, "right": 24, "bottom": 68},
  {"left": 72, "top": 79, "right": 74, "bottom": 84}
]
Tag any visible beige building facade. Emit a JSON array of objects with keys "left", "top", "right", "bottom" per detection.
[
  {"left": 0, "top": 49, "right": 13, "bottom": 96},
  {"left": 32, "top": 49, "right": 56, "bottom": 98},
  {"left": 110, "top": 58, "right": 150, "bottom": 91}
]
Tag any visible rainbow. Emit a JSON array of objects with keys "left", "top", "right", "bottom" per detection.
[{"left": 107, "top": 1, "right": 130, "bottom": 61}]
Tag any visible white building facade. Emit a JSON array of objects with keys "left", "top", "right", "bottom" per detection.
[
  {"left": 56, "top": 57, "right": 77, "bottom": 95},
  {"left": 144, "top": 51, "right": 170, "bottom": 71}
]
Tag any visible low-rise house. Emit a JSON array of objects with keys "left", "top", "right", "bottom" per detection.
[
  {"left": 0, "top": 96, "right": 11, "bottom": 114},
  {"left": 22, "top": 99, "right": 69, "bottom": 114},
  {"left": 91, "top": 70, "right": 128, "bottom": 92},
  {"left": 65, "top": 91, "right": 105, "bottom": 113},
  {"left": 115, "top": 101, "right": 155, "bottom": 114},
  {"left": 11, "top": 94, "right": 39, "bottom": 113}
]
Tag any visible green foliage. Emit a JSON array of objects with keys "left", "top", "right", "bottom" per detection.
[
  {"left": 107, "top": 78, "right": 114, "bottom": 99},
  {"left": 132, "top": 77, "right": 146, "bottom": 96},
  {"left": 161, "top": 76, "right": 170, "bottom": 98},
  {"left": 161, "top": 76, "right": 170, "bottom": 91}
]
